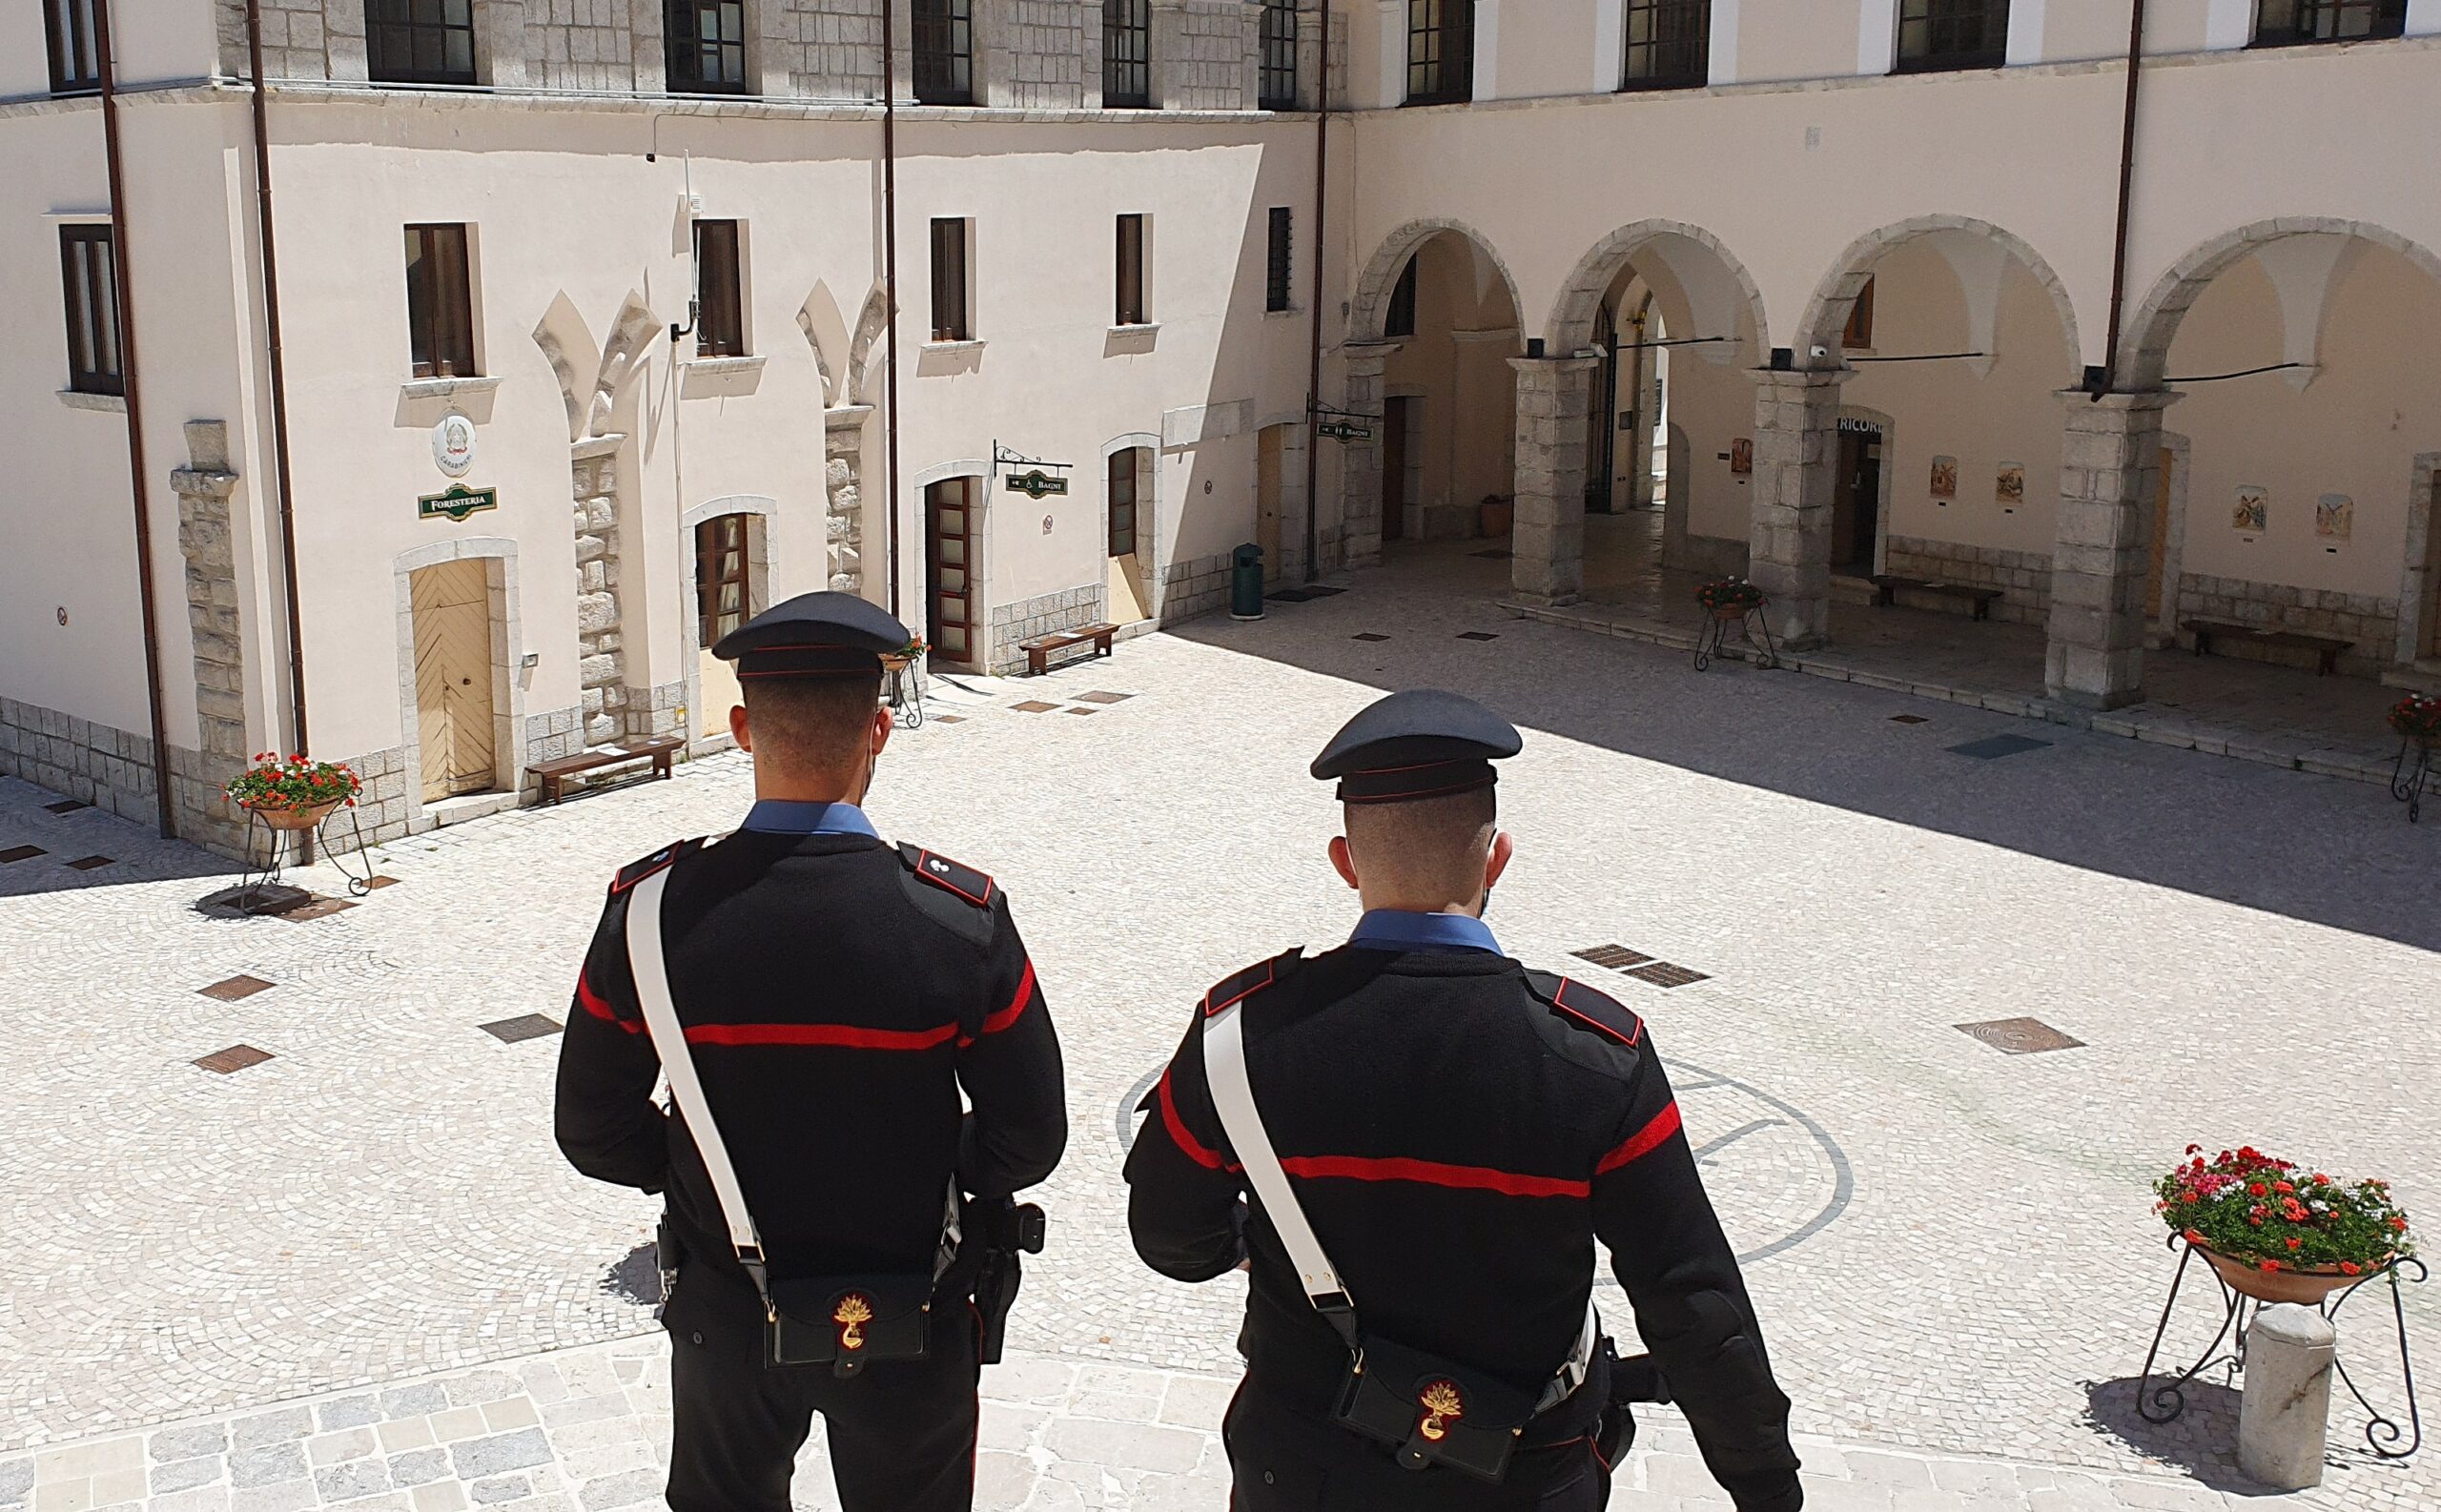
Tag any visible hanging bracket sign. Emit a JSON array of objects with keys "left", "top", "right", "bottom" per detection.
[
  {"left": 1006, "top": 468, "right": 1070, "bottom": 500},
  {"left": 419, "top": 483, "right": 499, "bottom": 523},
  {"left": 1318, "top": 419, "right": 1373, "bottom": 442}
]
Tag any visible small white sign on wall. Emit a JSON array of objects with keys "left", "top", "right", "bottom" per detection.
[{"left": 432, "top": 411, "right": 478, "bottom": 479}]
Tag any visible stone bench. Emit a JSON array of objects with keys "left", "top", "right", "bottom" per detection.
[
  {"left": 2181, "top": 618, "right": 2351, "bottom": 677},
  {"left": 527, "top": 735, "right": 683, "bottom": 806},
  {"left": 1870, "top": 575, "right": 2005, "bottom": 622},
  {"left": 1020, "top": 623, "right": 1118, "bottom": 677}
]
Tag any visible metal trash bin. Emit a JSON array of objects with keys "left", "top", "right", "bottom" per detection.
[{"left": 1230, "top": 543, "right": 1265, "bottom": 621}]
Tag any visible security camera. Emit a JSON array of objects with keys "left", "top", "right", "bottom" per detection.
[{"left": 1809, "top": 344, "right": 1829, "bottom": 360}]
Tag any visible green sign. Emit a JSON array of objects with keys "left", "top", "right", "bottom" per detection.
[
  {"left": 1006, "top": 468, "right": 1070, "bottom": 500},
  {"left": 419, "top": 484, "right": 498, "bottom": 522},
  {"left": 1319, "top": 419, "right": 1374, "bottom": 442}
]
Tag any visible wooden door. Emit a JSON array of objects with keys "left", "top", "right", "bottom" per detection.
[
  {"left": 1256, "top": 426, "right": 1285, "bottom": 583},
  {"left": 411, "top": 559, "right": 496, "bottom": 803},
  {"left": 2146, "top": 447, "right": 2174, "bottom": 621},
  {"left": 1105, "top": 450, "right": 1148, "bottom": 625},
  {"left": 1380, "top": 398, "right": 1410, "bottom": 542},
  {"left": 696, "top": 514, "right": 750, "bottom": 736},
  {"left": 925, "top": 479, "right": 977, "bottom": 669},
  {"left": 2426, "top": 476, "right": 2441, "bottom": 659}
]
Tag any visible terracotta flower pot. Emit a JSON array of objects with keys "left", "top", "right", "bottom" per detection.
[
  {"left": 1479, "top": 500, "right": 1514, "bottom": 538},
  {"left": 1710, "top": 603, "right": 1754, "bottom": 622},
  {"left": 2198, "top": 1245, "right": 2367, "bottom": 1306},
  {"left": 248, "top": 798, "right": 343, "bottom": 832}
]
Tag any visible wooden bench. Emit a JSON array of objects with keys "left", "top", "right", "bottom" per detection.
[
  {"left": 2181, "top": 618, "right": 2353, "bottom": 677},
  {"left": 528, "top": 734, "right": 684, "bottom": 806},
  {"left": 1020, "top": 622, "right": 1118, "bottom": 677},
  {"left": 1871, "top": 575, "right": 2005, "bottom": 622}
]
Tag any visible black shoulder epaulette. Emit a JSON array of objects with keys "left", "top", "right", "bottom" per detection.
[
  {"left": 1202, "top": 949, "right": 1303, "bottom": 1017},
  {"left": 609, "top": 837, "right": 700, "bottom": 894},
  {"left": 897, "top": 842, "right": 996, "bottom": 909},
  {"left": 1525, "top": 971, "right": 1645, "bottom": 1049}
]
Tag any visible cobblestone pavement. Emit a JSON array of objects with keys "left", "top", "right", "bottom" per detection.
[{"left": 1, "top": 553, "right": 2434, "bottom": 1510}]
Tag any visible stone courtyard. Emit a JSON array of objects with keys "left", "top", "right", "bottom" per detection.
[{"left": 0, "top": 557, "right": 2433, "bottom": 1512}]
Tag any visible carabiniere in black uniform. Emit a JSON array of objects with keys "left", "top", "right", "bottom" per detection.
[
  {"left": 1125, "top": 689, "right": 1803, "bottom": 1512},
  {"left": 554, "top": 591, "right": 1065, "bottom": 1512}
]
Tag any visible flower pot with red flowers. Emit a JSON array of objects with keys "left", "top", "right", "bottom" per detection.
[
  {"left": 1695, "top": 578, "right": 1766, "bottom": 621},
  {"left": 225, "top": 753, "right": 363, "bottom": 831},
  {"left": 2391, "top": 693, "right": 2441, "bottom": 749},
  {"left": 2155, "top": 1145, "right": 2414, "bottom": 1305}
]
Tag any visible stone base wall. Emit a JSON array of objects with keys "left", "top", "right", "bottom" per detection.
[
  {"left": 526, "top": 705, "right": 587, "bottom": 772},
  {"left": 1159, "top": 550, "right": 1235, "bottom": 623},
  {"left": 988, "top": 583, "right": 1109, "bottom": 675},
  {"left": 327, "top": 745, "right": 414, "bottom": 851},
  {"left": 0, "top": 699, "right": 158, "bottom": 827},
  {"left": 2175, "top": 573, "right": 2399, "bottom": 677},
  {"left": 628, "top": 680, "right": 687, "bottom": 741},
  {"left": 1883, "top": 536, "right": 2053, "bottom": 625}
]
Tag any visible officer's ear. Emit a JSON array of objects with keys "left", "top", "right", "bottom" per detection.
[
  {"left": 729, "top": 703, "right": 752, "bottom": 752},
  {"left": 868, "top": 702, "right": 893, "bottom": 757},
  {"left": 1327, "top": 833, "right": 1361, "bottom": 891},
  {"left": 1483, "top": 829, "right": 1514, "bottom": 894}
]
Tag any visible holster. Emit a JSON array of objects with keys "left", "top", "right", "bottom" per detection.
[
  {"left": 1598, "top": 1342, "right": 1670, "bottom": 1466},
  {"left": 1332, "top": 1334, "right": 1542, "bottom": 1484},
  {"left": 966, "top": 1201, "right": 1047, "bottom": 1366},
  {"left": 765, "top": 1273, "right": 934, "bottom": 1378}
]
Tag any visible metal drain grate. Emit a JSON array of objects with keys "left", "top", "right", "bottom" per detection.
[
  {"left": 934, "top": 713, "right": 967, "bottom": 724},
  {"left": 1010, "top": 701, "right": 1060, "bottom": 714},
  {"left": 65, "top": 856, "right": 114, "bottom": 871},
  {"left": 195, "top": 1045, "right": 274, "bottom": 1074},
  {"left": 1946, "top": 734, "right": 2052, "bottom": 760},
  {"left": 1956, "top": 1017, "right": 2085, "bottom": 1054},
  {"left": 1077, "top": 690, "right": 1135, "bottom": 704},
  {"left": 482, "top": 1014, "right": 564, "bottom": 1044},
  {"left": 1571, "top": 945, "right": 1654, "bottom": 970},
  {"left": 1626, "top": 963, "right": 1710, "bottom": 989},
  {"left": 277, "top": 896, "right": 358, "bottom": 922},
  {"left": 1457, "top": 631, "right": 1500, "bottom": 643},
  {"left": 1352, "top": 633, "right": 1390, "bottom": 643},
  {"left": 198, "top": 975, "right": 275, "bottom": 1003},
  {"left": 1890, "top": 714, "right": 1929, "bottom": 725},
  {"left": 1266, "top": 589, "right": 1315, "bottom": 603},
  {"left": 0, "top": 846, "right": 45, "bottom": 864},
  {"left": 365, "top": 876, "right": 401, "bottom": 890},
  {"left": 44, "top": 800, "right": 91, "bottom": 814},
  {"left": 1304, "top": 586, "right": 1346, "bottom": 598},
  {"left": 1065, "top": 706, "right": 1098, "bottom": 716}
]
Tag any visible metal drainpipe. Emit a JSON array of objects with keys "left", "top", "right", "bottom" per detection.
[
  {"left": 244, "top": 0, "right": 314, "bottom": 860},
  {"left": 2098, "top": 0, "right": 2147, "bottom": 396},
  {"left": 92, "top": 1, "right": 177, "bottom": 839},
  {"left": 881, "top": 1, "right": 905, "bottom": 618},
  {"left": 1299, "top": 0, "right": 1332, "bottom": 582}
]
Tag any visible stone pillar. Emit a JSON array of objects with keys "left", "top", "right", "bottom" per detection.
[
  {"left": 570, "top": 435, "right": 627, "bottom": 746},
  {"left": 2238, "top": 1304, "right": 2335, "bottom": 1490},
  {"left": 2046, "top": 391, "right": 2176, "bottom": 710},
  {"left": 1747, "top": 369, "right": 1847, "bottom": 651},
  {"left": 1509, "top": 355, "right": 1601, "bottom": 607},
  {"left": 170, "top": 422, "right": 251, "bottom": 855},
  {"left": 825, "top": 405, "right": 875, "bottom": 594},
  {"left": 1339, "top": 342, "right": 1397, "bottom": 570}
]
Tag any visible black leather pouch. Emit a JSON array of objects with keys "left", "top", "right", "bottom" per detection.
[
  {"left": 1332, "top": 1334, "right": 1540, "bottom": 1483},
  {"left": 766, "top": 1274, "right": 934, "bottom": 1378}
]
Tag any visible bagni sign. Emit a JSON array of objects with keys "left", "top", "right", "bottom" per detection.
[
  {"left": 1005, "top": 468, "right": 1070, "bottom": 500},
  {"left": 419, "top": 484, "right": 500, "bottom": 523}
]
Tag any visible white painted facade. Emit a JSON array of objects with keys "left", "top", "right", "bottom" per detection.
[{"left": 4, "top": 1, "right": 2437, "bottom": 851}]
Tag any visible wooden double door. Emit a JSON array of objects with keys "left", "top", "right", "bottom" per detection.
[
  {"left": 410, "top": 559, "right": 497, "bottom": 803},
  {"left": 925, "top": 479, "right": 977, "bottom": 668}
]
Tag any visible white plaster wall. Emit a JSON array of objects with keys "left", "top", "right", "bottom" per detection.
[{"left": 1381, "top": 233, "right": 1523, "bottom": 521}]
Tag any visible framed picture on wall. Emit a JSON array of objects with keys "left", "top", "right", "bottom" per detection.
[
  {"left": 2316, "top": 494, "right": 2353, "bottom": 541},
  {"left": 1729, "top": 438, "right": 1753, "bottom": 476},
  {"left": 2233, "top": 485, "right": 2268, "bottom": 534},
  {"left": 1995, "top": 463, "right": 2024, "bottom": 505},
  {"left": 1929, "top": 456, "right": 1958, "bottom": 501}
]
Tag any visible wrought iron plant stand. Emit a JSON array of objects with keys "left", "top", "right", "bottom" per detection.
[
  {"left": 232, "top": 802, "right": 378, "bottom": 914},
  {"left": 2391, "top": 736, "right": 2432, "bottom": 824},
  {"left": 1694, "top": 602, "right": 1779, "bottom": 672}
]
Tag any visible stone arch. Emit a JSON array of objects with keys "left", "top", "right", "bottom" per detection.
[
  {"left": 797, "top": 282, "right": 851, "bottom": 407},
  {"left": 1796, "top": 215, "right": 2084, "bottom": 385},
  {"left": 1347, "top": 218, "right": 1526, "bottom": 344},
  {"left": 846, "top": 283, "right": 892, "bottom": 407},
  {"left": 1100, "top": 432, "right": 1163, "bottom": 618},
  {"left": 1547, "top": 219, "right": 1771, "bottom": 361},
  {"left": 2119, "top": 218, "right": 2441, "bottom": 389},
  {"left": 531, "top": 294, "right": 599, "bottom": 443}
]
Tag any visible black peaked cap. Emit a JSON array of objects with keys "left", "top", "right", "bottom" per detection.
[
  {"left": 1311, "top": 688, "right": 1523, "bottom": 804},
  {"left": 712, "top": 590, "right": 912, "bottom": 678}
]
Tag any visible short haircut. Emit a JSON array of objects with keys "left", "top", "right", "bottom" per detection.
[
  {"left": 1341, "top": 786, "right": 1498, "bottom": 899},
  {"left": 741, "top": 672, "right": 882, "bottom": 774}
]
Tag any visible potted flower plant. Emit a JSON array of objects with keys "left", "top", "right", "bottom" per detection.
[
  {"left": 1695, "top": 578, "right": 1766, "bottom": 621},
  {"left": 883, "top": 635, "right": 929, "bottom": 672},
  {"left": 225, "top": 752, "right": 362, "bottom": 832},
  {"left": 2390, "top": 692, "right": 2441, "bottom": 749},
  {"left": 2154, "top": 1145, "right": 2413, "bottom": 1305}
]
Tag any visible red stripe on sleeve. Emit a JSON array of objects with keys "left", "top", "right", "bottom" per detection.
[
  {"left": 1159, "top": 1069, "right": 1232, "bottom": 1171},
  {"left": 963, "top": 960, "right": 1037, "bottom": 1045},
  {"left": 1596, "top": 1101, "right": 1684, "bottom": 1175},
  {"left": 684, "top": 1020, "right": 960, "bottom": 1052},
  {"left": 1279, "top": 1154, "right": 1590, "bottom": 1199},
  {"left": 575, "top": 971, "right": 642, "bottom": 1034}
]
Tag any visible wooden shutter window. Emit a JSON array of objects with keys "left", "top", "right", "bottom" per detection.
[
  {"left": 1266, "top": 208, "right": 1294, "bottom": 313},
  {"left": 404, "top": 224, "right": 478, "bottom": 378},
  {"left": 695, "top": 220, "right": 746, "bottom": 358},
  {"left": 59, "top": 226, "right": 122, "bottom": 397},
  {"left": 1116, "top": 215, "right": 1147, "bottom": 327},
  {"left": 1842, "top": 276, "right": 1876, "bottom": 351},
  {"left": 931, "top": 219, "right": 970, "bottom": 342}
]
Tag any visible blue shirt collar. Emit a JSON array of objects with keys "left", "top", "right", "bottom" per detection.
[
  {"left": 1349, "top": 909, "right": 1504, "bottom": 955},
  {"left": 742, "top": 800, "right": 879, "bottom": 838}
]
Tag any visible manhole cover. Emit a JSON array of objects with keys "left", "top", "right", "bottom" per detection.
[
  {"left": 1956, "top": 1017, "right": 2084, "bottom": 1054},
  {"left": 1304, "top": 586, "right": 1346, "bottom": 598},
  {"left": 1065, "top": 706, "right": 1097, "bottom": 716},
  {"left": 365, "top": 875, "right": 401, "bottom": 890},
  {"left": 482, "top": 1014, "right": 564, "bottom": 1045},
  {"left": 44, "top": 800, "right": 91, "bottom": 814},
  {"left": 1010, "top": 701, "right": 1060, "bottom": 714},
  {"left": 1456, "top": 631, "right": 1500, "bottom": 643},
  {"left": 0, "top": 846, "right": 46, "bottom": 864},
  {"left": 65, "top": 855, "right": 115, "bottom": 871},
  {"left": 1946, "top": 734, "right": 2052, "bottom": 760},
  {"left": 198, "top": 975, "right": 275, "bottom": 1003},
  {"left": 1625, "top": 962, "right": 1710, "bottom": 989},
  {"left": 195, "top": 1045, "right": 275, "bottom": 1074},
  {"left": 1077, "top": 691, "right": 1134, "bottom": 704},
  {"left": 1352, "top": 633, "right": 1390, "bottom": 643},
  {"left": 1890, "top": 714, "right": 1929, "bottom": 725},
  {"left": 1571, "top": 945, "right": 1654, "bottom": 970},
  {"left": 1266, "top": 589, "right": 1315, "bottom": 603}
]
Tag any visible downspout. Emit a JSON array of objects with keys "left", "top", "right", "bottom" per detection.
[
  {"left": 881, "top": 1, "right": 905, "bottom": 617},
  {"left": 92, "top": 1, "right": 176, "bottom": 839},
  {"left": 2096, "top": 0, "right": 2146, "bottom": 396},
  {"left": 244, "top": 3, "right": 313, "bottom": 780},
  {"left": 1299, "top": 0, "right": 1333, "bottom": 582}
]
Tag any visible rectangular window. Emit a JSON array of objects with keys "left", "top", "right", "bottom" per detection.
[
  {"left": 367, "top": 0, "right": 478, "bottom": 87},
  {"left": 1104, "top": 0, "right": 1152, "bottom": 108},
  {"left": 667, "top": 0, "right": 749, "bottom": 93},
  {"left": 931, "top": 218, "right": 971, "bottom": 342},
  {"left": 1842, "top": 276, "right": 1876, "bottom": 350},
  {"left": 696, "top": 515, "right": 749, "bottom": 647},
  {"left": 2253, "top": 0, "right": 2408, "bottom": 44},
  {"left": 913, "top": 0, "right": 974, "bottom": 105},
  {"left": 1385, "top": 255, "right": 1419, "bottom": 338},
  {"left": 58, "top": 226, "right": 122, "bottom": 397},
  {"left": 1108, "top": 452, "right": 1138, "bottom": 559},
  {"left": 1623, "top": 0, "right": 1710, "bottom": 91},
  {"left": 1406, "top": 0, "right": 1474, "bottom": 106},
  {"left": 1260, "top": 0, "right": 1300, "bottom": 110},
  {"left": 1116, "top": 215, "right": 1147, "bottom": 327},
  {"left": 403, "top": 224, "right": 478, "bottom": 378},
  {"left": 1895, "top": 0, "right": 2010, "bottom": 72},
  {"left": 694, "top": 220, "right": 746, "bottom": 358},
  {"left": 45, "top": 0, "right": 100, "bottom": 95},
  {"left": 1266, "top": 208, "right": 1295, "bottom": 314}
]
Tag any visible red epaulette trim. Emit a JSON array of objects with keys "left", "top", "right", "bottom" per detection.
[
  {"left": 900, "top": 844, "right": 995, "bottom": 909},
  {"left": 1549, "top": 976, "right": 1645, "bottom": 1048},
  {"left": 609, "top": 841, "right": 689, "bottom": 895},
  {"left": 1201, "top": 956, "right": 1282, "bottom": 1017}
]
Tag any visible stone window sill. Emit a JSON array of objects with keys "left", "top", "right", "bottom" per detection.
[
  {"left": 400, "top": 375, "right": 503, "bottom": 401},
  {"left": 681, "top": 354, "right": 766, "bottom": 377},
  {"left": 1110, "top": 323, "right": 1159, "bottom": 337},
  {"left": 924, "top": 339, "right": 986, "bottom": 354},
  {"left": 1264, "top": 307, "right": 1302, "bottom": 320},
  {"left": 679, "top": 353, "right": 768, "bottom": 398},
  {"left": 58, "top": 389, "right": 126, "bottom": 413}
]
